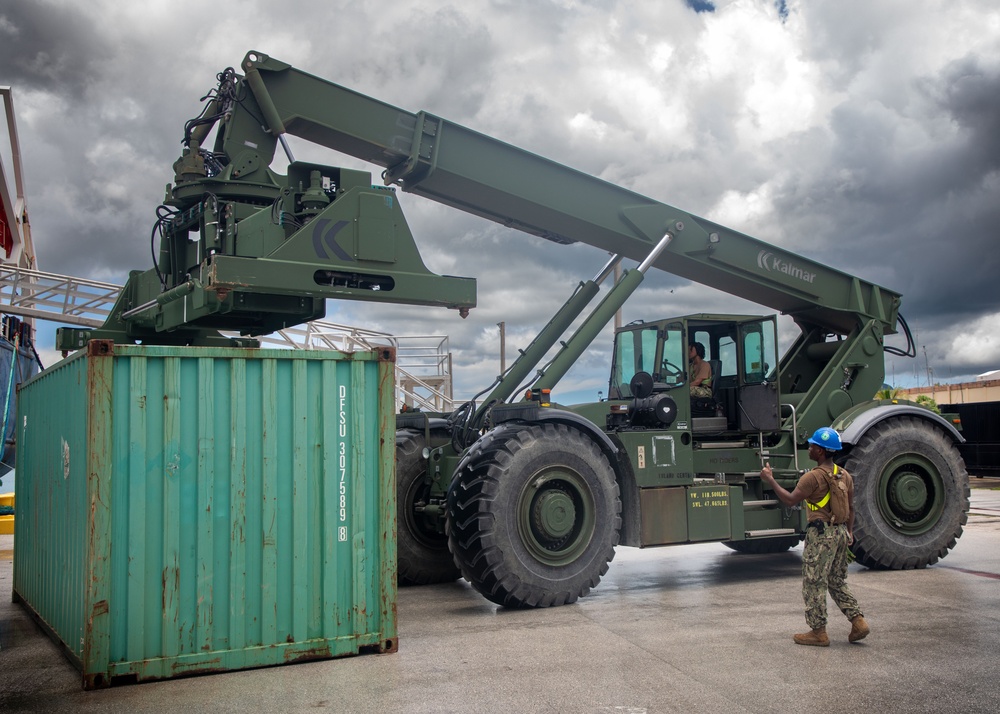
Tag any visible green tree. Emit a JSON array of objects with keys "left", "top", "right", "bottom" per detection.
[{"left": 915, "top": 394, "right": 942, "bottom": 414}]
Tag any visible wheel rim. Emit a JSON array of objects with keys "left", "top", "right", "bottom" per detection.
[
  {"left": 875, "top": 453, "right": 946, "bottom": 535},
  {"left": 517, "top": 466, "right": 596, "bottom": 566},
  {"left": 404, "top": 474, "right": 447, "bottom": 550}
]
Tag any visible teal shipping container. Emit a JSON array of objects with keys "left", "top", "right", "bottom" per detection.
[{"left": 13, "top": 341, "right": 397, "bottom": 689}]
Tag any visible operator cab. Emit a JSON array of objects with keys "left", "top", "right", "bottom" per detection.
[{"left": 608, "top": 314, "right": 779, "bottom": 435}]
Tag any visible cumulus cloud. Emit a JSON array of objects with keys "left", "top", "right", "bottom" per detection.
[{"left": 2, "top": 0, "right": 998, "bottom": 399}]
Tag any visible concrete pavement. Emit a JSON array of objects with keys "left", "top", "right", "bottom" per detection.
[{"left": 1, "top": 488, "right": 998, "bottom": 713}]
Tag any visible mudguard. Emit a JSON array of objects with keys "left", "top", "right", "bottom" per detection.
[
  {"left": 834, "top": 401, "right": 964, "bottom": 447},
  {"left": 490, "top": 405, "right": 621, "bottom": 464}
]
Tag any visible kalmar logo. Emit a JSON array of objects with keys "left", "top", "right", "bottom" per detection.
[{"left": 756, "top": 250, "right": 817, "bottom": 284}]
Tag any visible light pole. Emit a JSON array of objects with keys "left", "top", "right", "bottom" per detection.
[{"left": 497, "top": 321, "right": 506, "bottom": 374}]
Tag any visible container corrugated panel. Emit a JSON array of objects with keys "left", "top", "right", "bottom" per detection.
[
  {"left": 13, "top": 341, "right": 397, "bottom": 688},
  {"left": 942, "top": 401, "right": 1000, "bottom": 443}
]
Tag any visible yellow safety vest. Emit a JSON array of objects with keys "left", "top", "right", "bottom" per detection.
[{"left": 806, "top": 464, "right": 837, "bottom": 511}]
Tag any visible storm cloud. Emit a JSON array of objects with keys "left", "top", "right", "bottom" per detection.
[{"left": 2, "top": 0, "right": 997, "bottom": 398}]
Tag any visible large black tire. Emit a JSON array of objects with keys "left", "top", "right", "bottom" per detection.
[
  {"left": 844, "top": 416, "right": 969, "bottom": 569},
  {"left": 722, "top": 535, "right": 802, "bottom": 554},
  {"left": 447, "top": 423, "right": 621, "bottom": 608},
  {"left": 396, "top": 430, "right": 461, "bottom": 585}
]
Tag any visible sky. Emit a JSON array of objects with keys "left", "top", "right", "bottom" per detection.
[{"left": 1, "top": 0, "right": 999, "bottom": 404}]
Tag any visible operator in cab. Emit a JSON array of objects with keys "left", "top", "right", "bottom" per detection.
[
  {"left": 687, "top": 342, "right": 712, "bottom": 398},
  {"left": 759, "top": 427, "right": 870, "bottom": 646}
]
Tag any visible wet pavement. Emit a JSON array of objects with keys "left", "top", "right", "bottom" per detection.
[{"left": 1, "top": 484, "right": 998, "bottom": 713}]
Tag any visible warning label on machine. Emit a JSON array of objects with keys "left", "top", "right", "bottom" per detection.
[{"left": 688, "top": 488, "right": 730, "bottom": 509}]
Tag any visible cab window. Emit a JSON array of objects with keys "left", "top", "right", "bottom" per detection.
[
  {"left": 741, "top": 320, "right": 776, "bottom": 384},
  {"left": 611, "top": 327, "right": 658, "bottom": 398},
  {"left": 660, "top": 324, "right": 685, "bottom": 385}
]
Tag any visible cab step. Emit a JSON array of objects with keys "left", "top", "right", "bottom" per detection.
[{"left": 745, "top": 528, "right": 797, "bottom": 538}]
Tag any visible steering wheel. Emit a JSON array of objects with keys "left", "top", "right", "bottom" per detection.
[{"left": 660, "top": 360, "right": 686, "bottom": 382}]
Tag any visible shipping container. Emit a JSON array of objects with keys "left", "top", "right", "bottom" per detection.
[
  {"left": 943, "top": 401, "right": 1000, "bottom": 474},
  {"left": 13, "top": 341, "right": 397, "bottom": 689}
]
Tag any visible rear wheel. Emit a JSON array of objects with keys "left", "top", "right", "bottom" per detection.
[
  {"left": 447, "top": 423, "right": 621, "bottom": 608},
  {"left": 722, "top": 536, "right": 802, "bottom": 554},
  {"left": 396, "top": 430, "right": 460, "bottom": 585},
  {"left": 844, "top": 416, "right": 969, "bottom": 569}
]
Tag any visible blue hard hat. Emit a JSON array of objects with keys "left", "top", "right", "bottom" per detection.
[{"left": 808, "top": 426, "right": 842, "bottom": 451}]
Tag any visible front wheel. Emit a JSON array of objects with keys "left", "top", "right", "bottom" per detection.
[
  {"left": 845, "top": 416, "right": 969, "bottom": 569},
  {"left": 447, "top": 423, "right": 621, "bottom": 608}
]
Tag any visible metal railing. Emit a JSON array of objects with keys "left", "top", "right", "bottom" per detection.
[
  {"left": 0, "top": 264, "right": 455, "bottom": 411},
  {"left": 0, "top": 266, "right": 119, "bottom": 327},
  {"left": 254, "top": 323, "right": 455, "bottom": 411},
  {"left": 394, "top": 335, "right": 454, "bottom": 412}
]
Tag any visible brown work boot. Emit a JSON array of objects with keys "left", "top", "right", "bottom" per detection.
[
  {"left": 849, "top": 615, "right": 870, "bottom": 643},
  {"left": 793, "top": 628, "right": 830, "bottom": 647}
]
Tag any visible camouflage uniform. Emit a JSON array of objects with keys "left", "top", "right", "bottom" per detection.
[
  {"left": 688, "top": 362, "right": 713, "bottom": 398},
  {"left": 801, "top": 522, "right": 863, "bottom": 629},
  {"left": 799, "top": 466, "right": 864, "bottom": 629}
]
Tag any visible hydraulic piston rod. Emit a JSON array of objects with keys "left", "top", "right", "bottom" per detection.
[
  {"left": 532, "top": 231, "right": 674, "bottom": 392},
  {"left": 474, "top": 252, "right": 623, "bottom": 419}
]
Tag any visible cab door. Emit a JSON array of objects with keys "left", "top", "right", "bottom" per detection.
[{"left": 738, "top": 317, "right": 780, "bottom": 431}]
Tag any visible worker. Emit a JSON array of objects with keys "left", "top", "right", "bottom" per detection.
[
  {"left": 759, "top": 427, "right": 870, "bottom": 646},
  {"left": 688, "top": 342, "right": 713, "bottom": 398}
]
